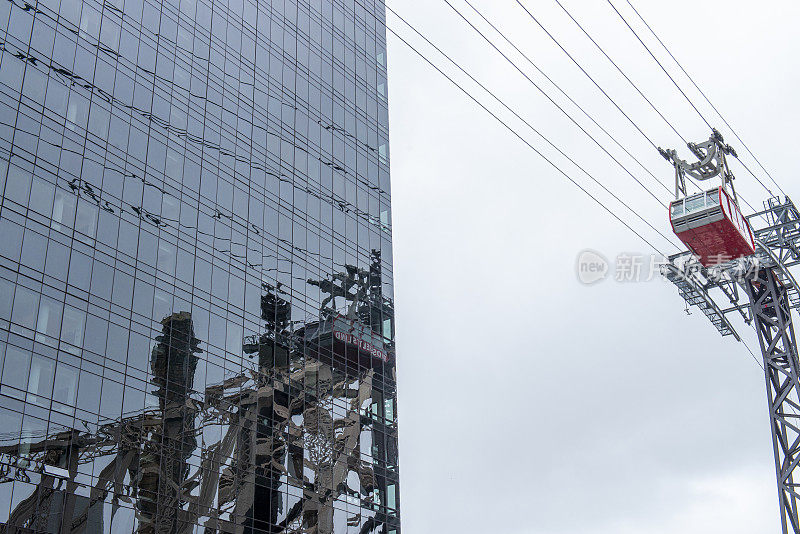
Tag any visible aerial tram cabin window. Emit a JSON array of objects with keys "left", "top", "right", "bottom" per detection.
[{"left": 669, "top": 186, "right": 755, "bottom": 267}]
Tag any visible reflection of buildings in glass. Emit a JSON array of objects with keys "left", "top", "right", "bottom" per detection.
[
  {"left": 0, "top": 257, "right": 397, "bottom": 532},
  {"left": 138, "top": 312, "right": 201, "bottom": 532},
  {"left": 0, "top": 0, "right": 398, "bottom": 529},
  {"left": 235, "top": 250, "right": 398, "bottom": 533},
  {"left": 0, "top": 312, "right": 202, "bottom": 533},
  {"left": 213, "top": 251, "right": 398, "bottom": 533}
]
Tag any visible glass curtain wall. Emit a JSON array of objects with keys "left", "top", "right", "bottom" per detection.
[{"left": 0, "top": 0, "right": 399, "bottom": 531}]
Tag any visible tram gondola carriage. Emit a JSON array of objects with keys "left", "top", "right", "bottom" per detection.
[{"left": 669, "top": 186, "right": 755, "bottom": 267}]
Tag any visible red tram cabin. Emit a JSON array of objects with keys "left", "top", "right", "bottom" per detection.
[{"left": 669, "top": 186, "right": 755, "bottom": 267}]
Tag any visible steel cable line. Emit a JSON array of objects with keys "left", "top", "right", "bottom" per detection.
[
  {"left": 337, "top": 0, "right": 675, "bottom": 250},
  {"left": 439, "top": 0, "right": 686, "bottom": 223},
  {"left": 743, "top": 338, "right": 765, "bottom": 371},
  {"left": 385, "top": 5, "right": 683, "bottom": 251},
  {"left": 459, "top": 0, "right": 765, "bottom": 229},
  {"left": 450, "top": 0, "right": 771, "bottom": 234},
  {"left": 457, "top": 0, "right": 682, "bottom": 201},
  {"left": 551, "top": 2, "right": 780, "bottom": 214},
  {"left": 389, "top": 0, "right": 754, "bottom": 237},
  {"left": 513, "top": 0, "right": 768, "bottom": 219},
  {"left": 604, "top": 0, "right": 777, "bottom": 199},
  {"left": 605, "top": 0, "right": 711, "bottom": 128},
  {"left": 386, "top": 24, "right": 671, "bottom": 255},
  {"left": 512, "top": 0, "right": 771, "bottom": 219},
  {"left": 462, "top": 3, "right": 765, "bottom": 229},
  {"left": 625, "top": 0, "right": 787, "bottom": 198},
  {"left": 549, "top": 0, "right": 688, "bottom": 146},
  {"left": 460, "top": 1, "right": 761, "bottom": 230},
  {"left": 513, "top": 0, "right": 663, "bottom": 153},
  {"left": 460, "top": 1, "right": 680, "bottom": 199}
]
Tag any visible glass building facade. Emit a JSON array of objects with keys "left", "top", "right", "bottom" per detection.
[{"left": 0, "top": 0, "right": 398, "bottom": 530}]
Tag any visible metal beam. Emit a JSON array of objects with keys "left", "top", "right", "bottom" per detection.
[{"left": 746, "top": 268, "right": 800, "bottom": 533}]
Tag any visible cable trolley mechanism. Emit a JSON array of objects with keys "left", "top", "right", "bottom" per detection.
[{"left": 661, "top": 129, "right": 755, "bottom": 266}]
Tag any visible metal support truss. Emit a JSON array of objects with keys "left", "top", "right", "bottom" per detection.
[
  {"left": 660, "top": 129, "right": 800, "bottom": 532},
  {"left": 662, "top": 196, "right": 800, "bottom": 338},
  {"left": 753, "top": 197, "right": 800, "bottom": 273},
  {"left": 662, "top": 262, "right": 740, "bottom": 339},
  {"left": 661, "top": 195, "right": 800, "bottom": 532},
  {"left": 745, "top": 268, "right": 800, "bottom": 533}
]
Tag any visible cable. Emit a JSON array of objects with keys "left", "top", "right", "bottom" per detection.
[
  {"left": 459, "top": 0, "right": 684, "bottom": 201},
  {"left": 736, "top": 159, "right": 776, "bottom": 198},
  {"left": 605, "top": 0, "right": 711, "bottom": 128},
  {"left": 742, "top": 337, "right": 765, "bottom": 371},
  {"left": 624, "top": 0, "right": 787, "bottom": 198},
  {"left": 550, "top": 0, "right": 687, "bottom": 146},
  {"left": 446, "top": 0, "right": 767, "bottom": 238},
  {"left": 513, "top": 0, "right": 768, "bottom": 220},
  {"left": 397, "top": 0, "right": 762, "bottom": 238},
  {"left": 514, "top": 0, "right": 662, "bottom": 153},
  {"left": 604, "top": 0, "right": 777, "bottom": 200},
  {"left": 385, "top": 5, "right": 683, "bottom": 251},
  {"left": 386, "top": 24, "right": 670, "bottom": 256},
  {"left": 462, "top": 0, "right": 765, "bottom": 227},
  {"left": 439, "top": 0, "right": 687, "bottom": 230}
]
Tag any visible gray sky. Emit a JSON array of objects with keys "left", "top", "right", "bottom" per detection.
[{"left": 386, "top": 0, "right": 800, "bottom": 532}]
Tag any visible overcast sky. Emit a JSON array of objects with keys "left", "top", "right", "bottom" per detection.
[{"left": 385, "top": 1, "right": 800, "bottom": 532}]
